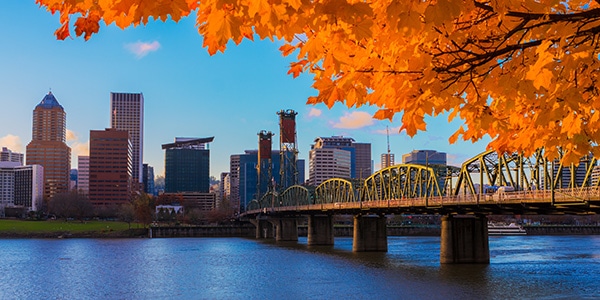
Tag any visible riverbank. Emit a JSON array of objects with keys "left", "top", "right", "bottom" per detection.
[
  {"left": 4, "top": 220, "right": 600, "bottom": 238},
  {"left": 0, "top": 220, "right": 147, "bottom": 238}
]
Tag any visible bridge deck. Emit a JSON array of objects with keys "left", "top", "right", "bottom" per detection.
[{"left": 243, "top": 188, "right": 600, "bottom": 216}]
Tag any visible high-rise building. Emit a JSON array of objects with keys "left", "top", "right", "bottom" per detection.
[
  {"left": 143, "top": 163, "right": 155, "bottom": 195},
  {"left": 308, "top": 148, "right": 351, "bottom": 186},
  {"left": 220, "top": 172, "right": 230, "bottom": 208},
  {"left": 591, "top": 165, "right": 600, "bottom": 187},
  {"left": 1, "top": 147, "right": 24, "bottom": 165},
  {"left": 402, "top": 149, "right": 447, "bottom": 191},
  {"left": 552, "top": 156, "right": 594, "bottom": 189},
  {"left": 308, "top": 136, "right": 371, "bottom": 185},
  {"left": 162, "top": 137, "right": 213, "bottom": 193},
  {"left": 77, "top": 155, "right": 89, "bottom": 194},
  {"left": 110, "top": 92, "right": 143, "bottom": 187},
  {"left": 26, "top": 92, "right": 71, "bottom": 200},
  {"left": 69, "top": 169, "right": 78, "bottom": 190},
  {"left": 353, "top": 142, "right": 372, "bottom": 178},
  {"left": 89, "top": 128, "right": 132, "bottom": 206},
  {"left": 380, "top": 126, "right": 395, "bottom": 170},
  {"left": 229, "top": 150, "right": 305, "bottom": 213},
  {"left": 402, "top": 150, "right": 447, "bottom": 165},
  {"left": 0, "top": 162, "right": 43, "bottom": 214},
  {"left": 381, "top": 153, "right": 395, "bottom": 169}
]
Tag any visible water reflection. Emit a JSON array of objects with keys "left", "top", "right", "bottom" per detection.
[{"left": 0, "top": 236, "right": 598, "bottom": 299}]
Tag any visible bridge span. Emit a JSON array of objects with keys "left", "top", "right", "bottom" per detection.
[{"left": 241, "top": 150, "right": 600, "bottom": 263}]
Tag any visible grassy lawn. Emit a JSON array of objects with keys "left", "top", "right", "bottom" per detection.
[{"left": 0, "top": 219, "right": 142, "bottom": 233}]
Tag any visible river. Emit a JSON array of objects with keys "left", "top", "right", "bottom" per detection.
[{"left": 0, "top": 236, "right": 598, "bottom": 299}]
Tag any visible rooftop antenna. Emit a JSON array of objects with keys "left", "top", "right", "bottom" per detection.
[{"left": 386, "top": 126, "right": 391, "bottom": 155}]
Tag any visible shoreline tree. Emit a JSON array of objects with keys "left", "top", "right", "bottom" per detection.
[
  {"left": 49, "top": 191, "right": 93, "bottom": 221},
  {"left": 35, "top": 0, "right": 600, "bottom": 162}
]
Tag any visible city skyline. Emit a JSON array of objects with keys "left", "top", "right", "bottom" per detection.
[{"left": 0, "top": 2, "right": 492, "bottom": 179}]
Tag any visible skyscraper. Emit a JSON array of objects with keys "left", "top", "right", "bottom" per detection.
[
  {"left": 402, "top": 150, "right": 447, "bottom": 165},
  {"left": 381, "top": 153, "right": 395, "bottom": 169},
  {"left": 162, "top": 137, "right": 213, "bottom": 193},
  {"left": 89, "top": 128, "right": 132, "bottom": 206},
  {"left": 353, "top": 142, "right": 372, "bottom": 178},
  {"left": 308, "top": 147, "right": 351, "bottom": 185},
  {"left": 142, "top": 163, "right": 155, "bottom": 195},
  {"left": 110, "top": 92, "right": 143, "bottom": 188},
  {"left": 308, "top": 136, "right": 372, "bottom": 185},
  {"left": 26, "top": 92, "right": 71, "bottom": 200},
  {"left": 380, "top": 126, "right": 395, "bottom": 170},
  {"left": 229, "top": 150, "right": 305, "bottom": 213},
  {"left": 402, "top": 149, "right": 447, "bottom": 191},
  {"left": 77, "top": 155, "right": 89, "bottom": 194}
]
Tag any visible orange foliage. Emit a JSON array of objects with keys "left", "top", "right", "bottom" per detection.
[{"left": 36, "top": 0, "right": 600, "bottom": 163}]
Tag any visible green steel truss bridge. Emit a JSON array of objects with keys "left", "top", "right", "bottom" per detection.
[{"left": 243, "top": 150, "right": 600, "bottom": 216}]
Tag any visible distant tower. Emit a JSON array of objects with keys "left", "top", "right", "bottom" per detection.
[
  {"left": 26, "top": 91, "right": 71, "bottom": 200},
  {"left": 257, "top": 130, "right": 274, "bottom": 200},
  {"left": 381, "top": 126, "right": 395, "bottom": 169},
  {"left": 277, "top": 109, "right": 299, "bottom": 189},
  {"left": 110, "top": 92, "right": 144, "bottom": 188}
]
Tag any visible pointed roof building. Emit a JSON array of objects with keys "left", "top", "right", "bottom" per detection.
[
  {"left": 26, "top": 91, "right": 71, "bottom": 200},
  {"left": 36, "top": 91, "right": 64, "bottom": 110}
]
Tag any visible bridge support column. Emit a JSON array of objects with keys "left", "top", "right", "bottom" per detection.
[
  {"left": 307, "top": 215, "right": 334, "bottom": 245},
  {"left": 274, "top": 218, "right": 298, "bottom": 242},
  {"left": 352, "top": 214, "right": 388, "bottom": 252},
  {"left": 250, "top": 219, "right": 275, "bottom": 239},
  {"left": 440, "top": 215, "right": 489, "bottom": 264}
]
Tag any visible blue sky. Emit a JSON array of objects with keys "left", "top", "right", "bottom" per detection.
[{"left": 0, "top": 2, "right": 491, "bottom": 179}]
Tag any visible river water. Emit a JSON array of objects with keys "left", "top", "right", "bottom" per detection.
[{"left": 0, "top": 236, "right": 598, "bottom": 299}]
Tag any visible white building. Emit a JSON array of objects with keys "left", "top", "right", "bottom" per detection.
[
  {"left": 78, "top": 155, "right": 89, "bottom": 194},
  {"left": 0, "top": 162, "right": 44, "bottom": 214},
  {"left": 308, "top": 148, "right": 351, "bottom": 186},
  {"left": 1, "top": 147, "right": 24, "bottom": 165}
]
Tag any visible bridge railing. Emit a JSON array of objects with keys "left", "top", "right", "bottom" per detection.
[{"left": 241, "top": 181, "right": 600, "bottom": 216}]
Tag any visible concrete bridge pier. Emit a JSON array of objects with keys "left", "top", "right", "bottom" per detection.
[
  {"left": 272, "top": 217, "right": 299, "bottom": 242},
  {"left": 249, "top": 218, "right": 275, "bottom": 239},
  {"left": 307, "top": 214, "right": 334, "bottom": 245},
  {"left": 352, "top": 214, "right": 388, "bottom": 252},
  {"left": 440, "top": 215, "right": 489, "bottom": 264}
]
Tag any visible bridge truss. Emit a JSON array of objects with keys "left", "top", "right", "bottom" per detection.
[
  {"left": 243, "top": 149, "right": 600, "bottom": 215},
  {"left": 454, "top": 150, "right": 599, "bottom": 196},
  {"left": 362, "top": 164, "right": 444, "bottom": 201}
]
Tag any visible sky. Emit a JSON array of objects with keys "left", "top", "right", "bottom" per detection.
[{"left": 0, "top": 2, "right": 492, "bottom": 179}]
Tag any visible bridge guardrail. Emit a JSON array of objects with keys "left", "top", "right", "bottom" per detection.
[{"left": 241, "top": 185, "right": 600, "bottom": 217}]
